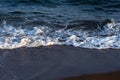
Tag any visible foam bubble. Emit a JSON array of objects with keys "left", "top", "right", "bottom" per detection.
[{"left": 0, "top": 21, "right": 120, "bottom": 49}]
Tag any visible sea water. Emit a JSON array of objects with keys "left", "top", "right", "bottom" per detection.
[{"left": 0, "top": 0, "right": 120, "bottom": 49}]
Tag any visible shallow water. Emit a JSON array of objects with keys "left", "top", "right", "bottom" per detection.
[{"left": 0, "top": 0, "right": 120, "bottom": 49}]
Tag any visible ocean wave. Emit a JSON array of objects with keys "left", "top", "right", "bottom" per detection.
[
  {"left": 0, "top": 19, "right": 120, "bottom": 49},
  {"left": 1, "top": 0, "right": 120, "bottom": 7}
]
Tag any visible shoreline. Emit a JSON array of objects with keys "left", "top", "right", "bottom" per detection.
[
  {"left": 62, "top": 71, "right": 120, "bottom": 80},
  {"left": 0, "top": 45, "right": 120, "bottom": 80}
]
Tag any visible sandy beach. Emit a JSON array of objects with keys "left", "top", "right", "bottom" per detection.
[
  {"left": 0, "top": 0, "right": 120, "bottom": 80},
  {"left": 0, "top": 45, "right": 120, "bottom": 80},
  {"left": 63, "top": 71, "right": 120, "bottom": 80}
]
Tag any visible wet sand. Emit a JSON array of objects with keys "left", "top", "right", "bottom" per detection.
[
  {"left": 63, "top": 71, "right": 120, "bottom": 80},
  {"left": 0, "top": 45, "right": 120, "bottom": 80}
]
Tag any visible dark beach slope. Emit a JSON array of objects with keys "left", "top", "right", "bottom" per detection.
[
  {"left": 63, "top": 71, "right": 120, "bottom": 80},
  {"left": 0, "top": 46, "right": 120, "bottom": 80}
]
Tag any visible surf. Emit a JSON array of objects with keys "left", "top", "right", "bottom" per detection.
[{"left": 0, "top": 19, "right": 120, "bottom": 49}]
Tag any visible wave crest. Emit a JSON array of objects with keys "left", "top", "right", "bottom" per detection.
[{"left": 0, "top": 20, "right": 120, "bottom": 49}]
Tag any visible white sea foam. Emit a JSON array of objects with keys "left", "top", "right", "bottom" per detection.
[{"left": 0, "top": 21, "right": 120, "bottom": 49}]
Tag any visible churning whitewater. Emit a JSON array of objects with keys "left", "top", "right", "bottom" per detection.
[
  {"left": 0, "top": 0, "right": 120, "bottom": 49},
  {"left": 0, "top": 20, "right": 120, "bottom": 49}
]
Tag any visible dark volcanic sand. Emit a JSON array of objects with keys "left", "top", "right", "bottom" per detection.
[
  {"left": 0, "top": 46, "right": 120, "bottom": 80},
  {"left": 63, "top": 71, "right": 120, "bottom": 80}
]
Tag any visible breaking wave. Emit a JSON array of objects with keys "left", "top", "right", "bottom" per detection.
[
  {"left": 0, "top": 20, "right": 120, "bottom": 49},
  {"left": 0, "top": 0, "right": 120, "bottom": 49}
]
